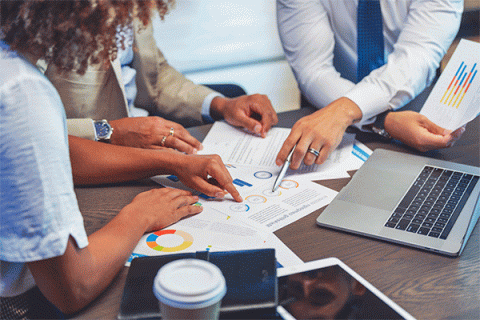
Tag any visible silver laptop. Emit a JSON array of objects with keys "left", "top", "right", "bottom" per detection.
[{"left": 316, "top": 149, "right": 480, "bottom": 256}]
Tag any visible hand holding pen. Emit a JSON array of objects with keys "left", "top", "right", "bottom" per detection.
[{"left": 272, "top": 145, "right": 296, "bottom": 192}]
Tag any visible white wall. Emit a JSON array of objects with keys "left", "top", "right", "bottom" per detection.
[{"left": 151, "top": 0, "right": 300, "bottom": 112}]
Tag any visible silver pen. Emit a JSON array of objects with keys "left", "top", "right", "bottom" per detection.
[{"left": 272, "top": 145, "right": 296, "bottom": 192}]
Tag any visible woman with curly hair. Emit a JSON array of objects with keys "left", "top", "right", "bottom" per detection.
[
  {"left": 0, "top": 0, "right": 173, "bottom": 74},
  {"left": 0, "top": 1, "right": 240, "bottom": 318}
]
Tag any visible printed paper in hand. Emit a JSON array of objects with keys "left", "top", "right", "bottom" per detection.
[{"left": 420, "top": 39, "right": 480, "bottom": 130}]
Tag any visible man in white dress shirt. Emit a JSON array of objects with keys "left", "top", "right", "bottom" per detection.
[{"left": 275, "top": 0, "right": 466, "bottom": 169}]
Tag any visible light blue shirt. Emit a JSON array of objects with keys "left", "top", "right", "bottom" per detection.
[{"left": 0, "top": 42, "right": 89, "bottom": 297}]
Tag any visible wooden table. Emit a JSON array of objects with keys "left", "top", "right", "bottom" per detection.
[{"left": 72, "top": 107, "right": 480, "bottom": 319}]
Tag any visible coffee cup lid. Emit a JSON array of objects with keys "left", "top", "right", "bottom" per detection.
[{"left": 153, "top": 259, "right": 226, "bottom": 309}]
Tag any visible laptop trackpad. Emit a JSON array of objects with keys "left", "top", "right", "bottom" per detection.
[{"left": 336, "top": 167, "right": 416, "bottom": 212}]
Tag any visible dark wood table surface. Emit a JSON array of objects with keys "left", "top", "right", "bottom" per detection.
[{"left": 72, "top": 107, "right": 480, "bottom": 319}]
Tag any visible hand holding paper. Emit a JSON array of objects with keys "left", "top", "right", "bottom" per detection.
[
  {"left": 420, "top": 39, "right": 480, "bottom": 131},
  {"left": 384, "top": 111, "right": 466, "bottom": 152}
]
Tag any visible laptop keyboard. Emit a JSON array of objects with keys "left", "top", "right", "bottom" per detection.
[{"left": 385, "top": 166, "right": 479, "bottom": 239}]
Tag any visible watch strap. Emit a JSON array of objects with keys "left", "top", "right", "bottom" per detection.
[{"left": 365, "top": 110, "right": 392, "bottom": 140}]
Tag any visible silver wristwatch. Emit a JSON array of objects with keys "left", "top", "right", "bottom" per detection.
[
  {"left": 368, "top": 111, "right": 392, "bottom": 140},
  {"left": 94, "top": 119, "right": 113, "bottom": 142}
]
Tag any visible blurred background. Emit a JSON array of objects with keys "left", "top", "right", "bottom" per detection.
[
  {"left": 152, "top": 0, "right": 479, "bottom": 114},
  {"left": 152, "top": 1, "right": 300, "bottom": 113}
]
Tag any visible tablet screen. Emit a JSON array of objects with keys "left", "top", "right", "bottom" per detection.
[{"left": 277, "top": 258, "right": 412, "bottom": 320}]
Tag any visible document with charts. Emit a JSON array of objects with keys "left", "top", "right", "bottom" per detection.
[
  {"left": 199, "top": 121, "right": 370, "bottom": 180},
  {"left": 127, "top": 207, "right": 303, "bottom": 268},
  {"left": 152, "top": 164, "right": 338, "bottom": 232},
  {"left": 420, "top": 39, "right": 480, "bottom": 130},
  {"left": 206, "top": 177, "right": 337, "bottom": 232}
]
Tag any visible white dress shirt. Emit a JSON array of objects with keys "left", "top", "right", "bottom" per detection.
[{"left": 277, "top": 0, "right": 463, "bottom": 124}]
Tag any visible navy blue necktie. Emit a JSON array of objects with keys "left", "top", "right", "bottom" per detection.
[{"left": 357, "top": 0, "right": 385, "bottom": 81}]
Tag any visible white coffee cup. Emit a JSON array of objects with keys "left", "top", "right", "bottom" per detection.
[{"left": 153, "top": 259, "right": 227, "bottom": 320}]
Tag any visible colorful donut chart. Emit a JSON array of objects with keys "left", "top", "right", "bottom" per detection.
[
  {"left": 246, "top": 195, "right": 267, "bottom": 204},
  {"left": 146, "top": 229, "right": 193, "bottom": 252},
  {"left": 280, "top": 180, "right": 299, "bottom": 189},
  {"left": 230, "top": 203, "right": 250, "bottom": 212}
]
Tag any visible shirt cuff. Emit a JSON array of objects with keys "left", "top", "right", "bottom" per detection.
[
  {"left": 201, "top": 92, "right": 224, "bottom": 123},
  {"left": 67, "top": 118, "right": 96, "bottom": 140},
  {"left": 344, "top": 82, "right": 391, "bottom": 126}
]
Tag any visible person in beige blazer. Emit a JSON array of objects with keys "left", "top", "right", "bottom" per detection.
[
  {"left": 46, "top": 19, "right": 278, "bottom": 154},
  {"left": 40, "top": 17, "right": 250, "bottom": 202}
]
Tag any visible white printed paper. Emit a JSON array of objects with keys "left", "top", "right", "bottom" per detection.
[
  {"left": 421, "top": 39, "right": 480, "bottom": 130},
  {"left": 200, "top": 121, "right": 360, "bottom": 180},
  {"left": 152, "top": 164, "right": 338, "bottom": 232},
  {"left": 127, "top": 207, "right": 303, "bottom": 268}
]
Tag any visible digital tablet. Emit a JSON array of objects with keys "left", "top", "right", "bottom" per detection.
[
  {"left": 276, "top": 257, "right": 414, "bottom": 320},
  {"left": 118, "top": 249, "right": 277, "bottom": 319}
]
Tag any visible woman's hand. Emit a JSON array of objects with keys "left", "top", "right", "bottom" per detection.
[
  {"left": 110, "top": 116, "right": 203, "bottom": 154},
  {"left": 124, "top": 187, "right": 203, "bottom": 232},
  {"left": 173, "top": 154, "right": 242, "bottom": 202}
]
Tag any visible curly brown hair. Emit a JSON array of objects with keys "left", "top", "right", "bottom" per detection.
[{"left": 0, "top": 0, "right": 175, "bottom": 74}]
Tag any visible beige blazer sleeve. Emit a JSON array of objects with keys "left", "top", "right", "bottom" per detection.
[
  {"left": 66, "top": 119, "right": 96, "bottom": 140},
  {"left": 132, "top": 20, "right": 216, "bottom": 127},
  {"left": 45, "top": 52, "right": 129, "bottom": 138},
  {"left": 47, "top": 18, "right": 216, "bottom": 138}
]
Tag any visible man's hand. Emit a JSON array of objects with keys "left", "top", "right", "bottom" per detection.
[
  {"left": 109, "top": 117, "right": 202, "bottom": 154},
  {"left": 384, "top": 111, "right": 465, "bottom": 152},
  {"left": 275, "top": 97, "right": 362, "bottom": 169},
  {"left": 210, "top": 94, "right": 278, "bottom": 138}
]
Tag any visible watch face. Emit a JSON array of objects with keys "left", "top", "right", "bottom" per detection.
[{"left": 95, "top": 121, "right": 112, "bottom": 139}]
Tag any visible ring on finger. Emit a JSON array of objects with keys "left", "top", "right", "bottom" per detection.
[
  {"left": 308, "top": 148, "right": 320, "bottom": 157},
  {"left": 161, "top": 135, "right": 167, "bottom": 146},
  {"left": 169, "top": 127, "right": 175, "bottom": 137}
]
